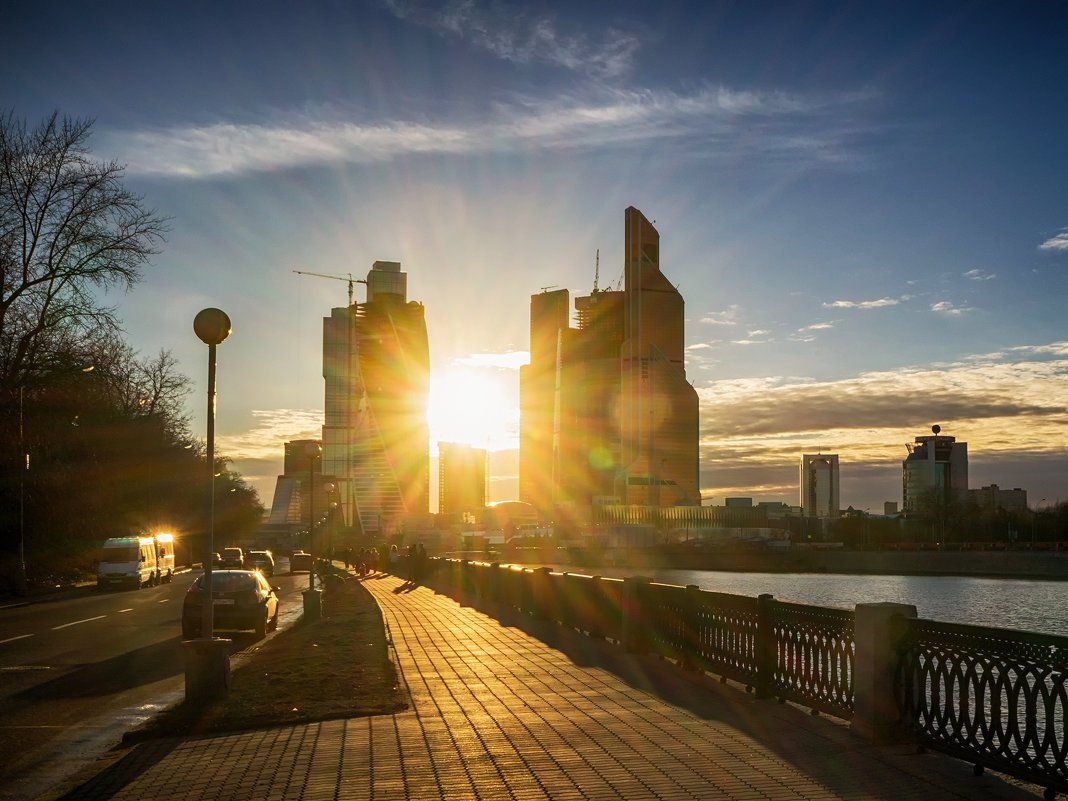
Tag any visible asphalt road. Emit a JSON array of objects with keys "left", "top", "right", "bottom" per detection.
[{"left": 0, "top": 562, "right": 310, "bottom": 801}]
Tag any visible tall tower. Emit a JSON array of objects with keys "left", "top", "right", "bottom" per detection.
[
  {"left": 519, "top": 208, "right": 700, "bottom": 516},
  {"left": 902, "top": 425, "right": 968, "bottom": 515},
  {"left": 321, "top": 261, "right": 429, "bottom": 538},
  {"left": 800, "top": 453, "right": 840, "bottom": 519},
  {"left": 438, "top": 442, "right": 487, "bottom": 517}
]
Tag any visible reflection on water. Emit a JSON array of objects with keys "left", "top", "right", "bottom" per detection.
[{"left": 548, "top": 565, "right": 1068, "bottom": 638}]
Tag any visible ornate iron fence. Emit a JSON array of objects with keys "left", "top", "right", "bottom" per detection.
[
  {"left": 895, "top": 617, "right": 1068, "bottom": 799},
  {"left": 769, "top": 599, "right": 854, "bottom": 718}
]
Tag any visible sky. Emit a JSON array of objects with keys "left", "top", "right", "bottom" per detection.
[{"left": 6, "top": 0, "right": 1068, "bottom": 514}]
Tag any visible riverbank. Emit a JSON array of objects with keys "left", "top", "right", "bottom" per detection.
[{"left": 502, "top": 545, "right": 1068, "bottom": 580}]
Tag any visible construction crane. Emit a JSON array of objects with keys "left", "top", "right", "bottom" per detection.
[{"left": 293, "top": 270, "right": 362, "bottom": 306}]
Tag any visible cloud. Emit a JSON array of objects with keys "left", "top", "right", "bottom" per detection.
[
  {"left": 216, "top": 408, "right": 322, "bottom": 462},
  {"left": 701, "top": 305, "right": 741, "bottom": 326},
  {"left": 694, "top": 346, "right": 1068, "bottom": 504},
  {"left": 931, "top": 300, "right": 970, "bottom": 316},
  {"left": 384, "top": 0, "right": 641, "bottom": 79},
  {"left": 453, "top": 350, "right": 529, "bottom": 369},
  {"left": 822, "top": 297, "right": 900, "bottom": 309},
  {"left": 800, "top": 322, "right": 835, "bottom": 332},
  {"left": 963, "top": 269, "right": 995, "bottom": 281},
  {"left": 1039, "top": 231, "right": 1068, "bottom": 251},
  {"left": 101, "top": 85, "right": 877, "bottom": 178}
]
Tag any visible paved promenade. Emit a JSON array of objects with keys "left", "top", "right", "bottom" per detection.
[{"left": 51, "top": 574, "right": 1043, "bottom": 801}]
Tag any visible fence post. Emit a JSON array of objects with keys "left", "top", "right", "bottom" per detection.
[
  {"left": 756, "top": 593, "right": 775, "bottom": 698},
  {"left": 679, "top": 584, "right": 702, "bottom": 671},
  {"left": 533, "top": 567, "right": 553, "bottom": 621},
  {"left": 622, "top": 576, "right": 650, "bottom": 654},
  {"left": 852, "top": 602, "right": 916, "bottom": 744}
]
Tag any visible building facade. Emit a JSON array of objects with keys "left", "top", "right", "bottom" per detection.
[
  {"left": 519, "top": 207, "right": 700, "bottom": 516},
  {"left": 438, "top": 442, "right": 487, "bottom": 517},
  {"left": 321, "top": 261, "right": 430, "bottom": 538},
  {"left": 968, "top": 484, "right": 1028, "bottom": 513},
  {"left": 902, "top": 426, "right": 968, "bottom": 515},
  {"left": 800, "top": 453, "right": 840, "bottom": 519}
]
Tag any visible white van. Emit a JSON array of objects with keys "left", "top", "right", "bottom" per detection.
[
  {"left": 97, "top": 536, "right": 159, "bottom": 590},
  {"left": 153, "top": 533, "right": 176, "bottom": 583}
]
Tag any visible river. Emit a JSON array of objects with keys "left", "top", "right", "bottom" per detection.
[{"left": 541, "top": 564, "right": 1068, "bottom": 638}]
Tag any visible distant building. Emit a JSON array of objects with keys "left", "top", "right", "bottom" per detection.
[
  {"left": 968, "top": 484, "right": 1028, "bottom": 513},
  {"left": 800, "top": 453, "right": 840, "bottom": 519},
  {"left": 724, "top": 497, "right": 753, "bottom": 508},
  {"left": 518, "top": 207, "right": 700, "bottom": 515},
  {"left": 902, "top": 426, "right": 968, "bottom": 515},
  {"left": 884, "top": 501, "right": 899, "bottom": 516},
  {"left": 438, "top": 442, "right": 487, "bottom": 517},
  {"left": 320, "top": 260, "right": 429, "bottom": 537},
  {"left": 266, "top": 439, "right": 336, "bottom": 533}
]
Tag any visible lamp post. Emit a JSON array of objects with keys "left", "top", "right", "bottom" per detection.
[
  {"left": 303, "top": 444, "right": 323, "bottom": 619},
  {"left": 185, "top": 307, "right": 232, "bottom": 700}
]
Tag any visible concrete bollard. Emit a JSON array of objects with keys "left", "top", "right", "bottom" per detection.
[
  {"left": 183, "top": 638, "right": 231, "bottom": 701},
  {"left": 303, "top": 587, "right": 322, "bottom": 621},
  {"left": 852, "top": 602, "right": 917, "bottom": 744}
]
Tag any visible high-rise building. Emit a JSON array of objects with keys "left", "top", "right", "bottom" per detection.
[
  {"left": 321, "top": 261, "right": 429, "bottom": 537},
  {"left": 519, "top": 207, "right": 700, "bottom": 515},
  {"left": 902, "top": 426, "right": 968, "bottom": 515},
  {"left": 438, "top": 442, "right": 487, "bottom": 517},
  {"left": 800, "top": 453, "right": 840, "bottom": 519}
]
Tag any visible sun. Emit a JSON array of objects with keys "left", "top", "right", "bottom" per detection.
[{"left": 428, "top": 368, "right": 518, "bottom": 452}]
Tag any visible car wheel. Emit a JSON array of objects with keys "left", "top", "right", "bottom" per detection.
[
  {"left": 255, "top": 608, "right": 268, "bottom": 639},
  {"left": 268, "top": 607, "right": 279, "bottom": 632}
]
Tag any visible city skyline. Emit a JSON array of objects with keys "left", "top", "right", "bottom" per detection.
[{"left": 7, "top": 1, "right": 1068, "bottom": 513}]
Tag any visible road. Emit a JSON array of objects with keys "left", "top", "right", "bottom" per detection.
[{"left": 0, "top": 563, "right": 310, "bottom": 801}]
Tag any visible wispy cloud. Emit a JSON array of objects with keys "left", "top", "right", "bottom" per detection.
[
  {"left": 963, "top": 268, "right": 995, "bottom": 281},
  {"left": 101, "top": 85, "right": 876, "bottom": 178},
  {"left": 217, "top": 408, "right": 322, "bottom": 461},
  {"left": 931, "top": 300, "right": 971, "bottom": 316},
  {"left": 384, "top": 0, "right": 641, "bottom": 79},
  {"left": 1039, "top": 230, "right": 1068, "bottom": 251},
  {"left": 453, "top": 351, "right": 529, "bottom": 369},
  {"left": 823, "top": 297, "right": 900, "bottom": 309},
  {"left": 701, "top": 305, "right": 741, "bottom": 326}
]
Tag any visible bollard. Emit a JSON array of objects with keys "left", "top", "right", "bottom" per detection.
[
  {"left": 852, "top": 602, "right": 917, "bottom": 744},
  {"left": 183, "top": 638, "right": 231, "bottom": 701}
]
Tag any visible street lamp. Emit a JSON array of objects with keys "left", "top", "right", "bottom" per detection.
[
  {"left": 303, "top": 445, "right": 323, "bottom": 619},
  {"left": 185, "top": 307, "right": 231, "bottom": 700}
]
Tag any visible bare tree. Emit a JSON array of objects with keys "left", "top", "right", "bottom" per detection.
[{"left": 0, "top": 111, "right": 168, "bottom": 389}]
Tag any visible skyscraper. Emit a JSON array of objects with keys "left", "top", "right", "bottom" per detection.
[
  {"left": 902, "top": 426, "right": 968, "bottom": 515},
  {"left": 438, "top": 442, "right": 487, "bottom": 517},
  {"left": 519, "top": 207, "right": 700, "bottom": 515},
  {"left": 800, "top": 453, "right": 840, "bottom": 519},
  {"left": 321, "top": 261, "right": 429, "bottom": 537}
]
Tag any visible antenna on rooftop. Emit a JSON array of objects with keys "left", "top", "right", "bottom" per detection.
[{"left": 593, "top": 249, "right": 600, "bottom": 293}]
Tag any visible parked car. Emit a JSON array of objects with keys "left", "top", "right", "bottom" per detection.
[
  {"left": 181, "top": 569, "right": 280, "bottom": 639},
  {"left": 219, "top": 546, "right": 245, "bottom": 569},
  {"left": 289, "top": 550, "right": 313, "bottom": 573},
  {"left": 246, "top": 549, "right": 276, "bottom": 577},
  {"left": 211, "top": 552, "right": 223, "bottom": 567}
]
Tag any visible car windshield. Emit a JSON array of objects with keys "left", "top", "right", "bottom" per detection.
[
  {"left": 195, "top": 573, "right": 257, "bottom": 592},
  {"left": 101, "top": 546, "right": 139, "bottom": 562}
]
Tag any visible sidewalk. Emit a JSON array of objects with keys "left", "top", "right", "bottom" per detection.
[{"left": 50, "top": 573, "right": 1044, "bottom": 800}]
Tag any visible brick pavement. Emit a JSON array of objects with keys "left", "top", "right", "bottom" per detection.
[{"left": 51, "top": 574, "right": 1044, "bottom": 800}]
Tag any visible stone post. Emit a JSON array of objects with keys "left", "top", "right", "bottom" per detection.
[
  {"left": 622, "top": 576, "right": 651, "bottom": 653},
  {"left": 852, "top": 602, "right": 917, "bottom": 744},
  {"left": 755, "top": 593, "right": 776, "bottom": 698}
]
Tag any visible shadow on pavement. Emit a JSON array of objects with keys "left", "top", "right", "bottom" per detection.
[
  {"left": 52, "top": 737, "right": 184, "bottom": 801},
  {"left": 438, "top": 589, "right": 1043, "bottom": 801}
]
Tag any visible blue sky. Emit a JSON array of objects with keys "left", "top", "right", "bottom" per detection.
[{"left": 7, "top": 1, "right": 1068, "bottom": 513}]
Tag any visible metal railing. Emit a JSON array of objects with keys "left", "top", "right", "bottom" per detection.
[
  {"left": 896, "top": 617, "right": 1068, "bottom": 798},
  {"left": 428, "top": 558, "right": 1067, "bottom": 798}
]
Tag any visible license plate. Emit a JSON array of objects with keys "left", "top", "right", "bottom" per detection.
[{"left": 212, "top": 598, "right": 234, "bottom": 605}]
